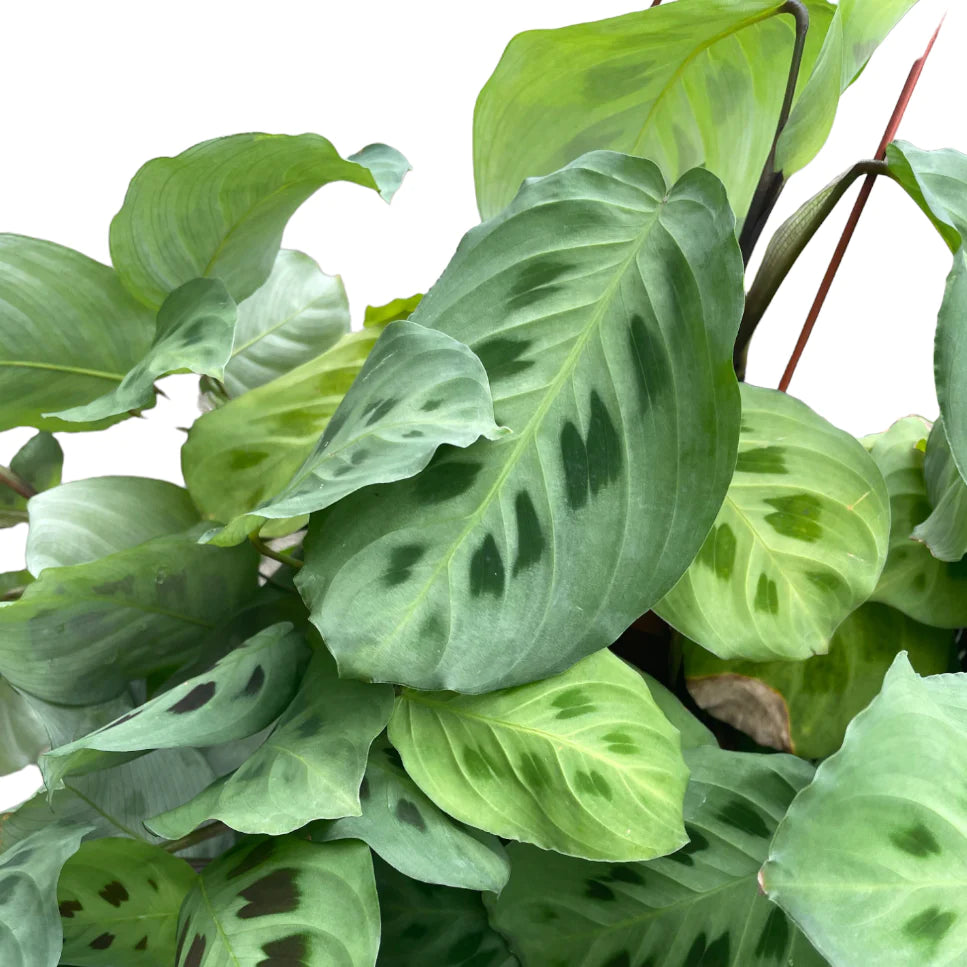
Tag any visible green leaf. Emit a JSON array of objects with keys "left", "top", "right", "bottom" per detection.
[
  {"left": 40, "top": 623, "right": 308, "bottom": 788},
  {"left": 222, "top": 249, "right": 350, "bottom": 397},
  {"left": 0, "top": 824, "right": 90, "bottom": 967},
  {"left": 912, "top": 419, "right": 967, "bottom": 563},
  {"left": 310, "top": 734, "right": 510, "bottom": 893},
  {"left": 208, "top": 319, "right": 507, "bottom": 545},
  {"left": 25, "top": 476, "right": 199, "bottom": 576},
  {"left": 487, "top": 745, "right": 823, "bottom": 967},
  {"left": 374, "top": 858, "right": 518, "bottom": 967},
  {"left": 57, "top": 838, "right": 195, "bottom": 967},
  {"left": 638, "top": 671, "right": 717, "bottom": 751},
  {"left": 110, "top": 132, "right": 409, "bottom": 309},
  {"left": 363, "top": 293, "right": 422, "bottom": 328},
  {"left": 763, "top": 654, "right": 967, "bottom": 966},
  {"left": 0, "top": 679, "right": 48, "bottom": 776},
  {"left": 473, "top": 1, "right": 835, "bottom": 223},
  {"left": 0, "top": 433, "right": 62, "bottom": 528},
  {"left": 656, "top": 383, "right": 890, "bottom": 662},
  {"left": 0, "top": 236, "right": 155, "bottom": 432},
  {"left": 146, "top": 650, "right": 393, "bottom": 838},
  {"left": 174, "top": 836, "right": 379, "bottom": 967},
  {"left": 0, "top": 570, "right": 32, "bottom": 599},
  {"left": 50, "top": 278, "right": 237, "bottom": 423},
  {"left": 683, "top": 603, "right": 952, "bottom": 759},
  {"left": 388, "top": 649, "right": 688, "bottom": 862},
  {"left": 0, "top": 531, "right": 257, "bottom": 703},
  {"left": 300, "top": 152, "right": 744, "bottom": 692}
]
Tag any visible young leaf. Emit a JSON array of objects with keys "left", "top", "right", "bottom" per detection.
[
  {"left": 0, "top": 235, "right": 155, "bottom": 432},
  {"left": 763, "top": 655, "right": 967, "bottom": 966},
  {"left": 50, "top": 278, "right": 237, "bottom": 423},
  {"left": 110, "top": 132, "right": 409, "bottom": 308},
  {"left": 364, "top": 293, "right": 422, "bottom": 328},
  {"left": 0, "top": 678, "right": 49, "bottom": 776},
  {"left": 0, "top": 432, "right": 62, "bottom": 528},
  {"left": 57, "top": 838, "right": 195, "bottom": 967},
  {"left": 912, "top": 419, "right": 967, "bottom": 563},
  {"left": 222, "top": 249, "right": 350, "bottom": 397},
  {"left": 174, "top": 836, "right": 379, "bottom": 967},
  {"left": 209, "top": 319, "right": 507, "bottom": 545},
  {"left": 387, "top": 649, "right": 688, "bottom": 862},
  {"left": 487, "top": 746, "right": 823, "bottom": 967},
  {"left": 683, "top": 602, "right": 952, "bottom": 758},
  {"left": 310, "top": 734, "right": 510, "bottom": 893},
  {"left": 146, "top": 650, "right": 394, "bottom": 838},
  {"left": 656, "top": 383, "right": 890, "bottom": 662},
  {"left": 40, "top": 623, "right": 309, "bottom": 788},
  {"left": 301, "top": 152, "right": 744, "bottom": 693}
]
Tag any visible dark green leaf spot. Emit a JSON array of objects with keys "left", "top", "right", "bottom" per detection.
[
  {"left": 238, "top": 868, "right": 300, "bottom": 919},
  {"left": 363, "top": 398, "right": 399, "bottom": 426},
  {"left": 698, "top": 524, "right": 737, "bottom": 581},
  {"left": 587, "top": 391, "right": 623, "bottom": 496},
  {"left": 602, "top": 730, "right": 638, "bottom": 755},
  {"left": 903, "top": 906, "right": 957, "bottom": 945},
  {"left": 684, "top": 930, "right": 731, "bottom": 967},
  {"left": 229, "top": 449, "right": 270, "bottom": 470},
  {"left": 627, "top": 312, "right": 669, "bottom": 412},
  {"left": 59, "top": 899, "right": 82, "bottom": 918},
  {"left": 509, "top": 258, "right": 571, "bottom": 309},
  {"left": 891, "top": 822, "right": 941, "bottom": 858},
  {"left": 476, "top": 336, "right": 536, "bottom": 382},
  {"left": 257, "top": 933, "right": 309, "bottom": 967},
  {"left": 242, "top": 665, "right": 265, "bottom": 697},
  {"left": 296, "top": 714, "right": 323, "bottom": 739},
  {"left": 90, "top": 932, "right": 115, "bottom": 950},
  {"left": 717, "top": 799, "right": 770, "bottom": 838},
  {"left": 92, "top": 575, "right": 135, "bottom": 597},
  {"left": 384, "top": 544, "right": 426, "bottom": 588},
  {"left": 395, "top": 798, "right": 427, "bottom": 832},
  {"left": 147, "top": 877, "right": 159, "bottom": 891},
  {"left": 805, "top": 570, "right": 843, "bottom": 593},
  {"left": 420, "top": 398, "right": 444, "bottom": 412},
  {"left": 607, "top": 865, "right": 644, "bottom": 885},
  {"left": 168, "top": 681, "right": 216, "bottom": 714},
  {"left": 184, "top": 933, "right": 207, "bottom": 967},
  {"left": 226, "top": 839, "right": 276, "bottom": 880},
  {"left": 513, "top": 490, "right": 546, "bottom": 575},
  {"left": 753, "top": 573, "right": 779, "bottom": 615},
  {"left": 560, "top": 420, "right": 589, "bottom": 511},
  {"left": 764, "top": 493, "right": 823, "bottom": 542},
  {"left": 585, "top": 879, "right": 616, "bottom": 901},
  {"left": 736, "top": 446, "right": 788, "bottom": 475},
  {"left": 463, "top": 746, "right": 500, "bottom": 781},
  {"left": 135, "top": 935, "right": 149, "bottom": 950},
  {"left": 518, "top": 752, "right": 551, "bottom": 790},
  {"left": 603, "top": 953, "right": 631, "bottom": 967},
  {"left": 99, "top": 880, "right": 129, "bottom": 907},
  {"left": 469, "top": 533, "right": 505, "bottom": 597},
  {"left": 576, "top": 769, "right": 613, "bottom": 801},
  {"left": 415, "top": 457, "right": 483, "bottom": 505},
  {"left": 754, "top": 907, "right": 790, "bottom": 961}
]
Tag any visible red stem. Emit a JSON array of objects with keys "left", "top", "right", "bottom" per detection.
[
  {"left": 778, "top": 18, "right": 944, "bottom": 393},
  {"left": 650, "top": 0, "right": 663, "bottom": 6}
]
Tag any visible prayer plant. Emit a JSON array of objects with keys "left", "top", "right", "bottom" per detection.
[{"left": 1, "top": 1, "right": 965, "bottom": 965}]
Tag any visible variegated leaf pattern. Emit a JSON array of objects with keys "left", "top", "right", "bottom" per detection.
[
  {"left": 387, "top": 649, "right": 688, "bottom": 862},
  {"left": 763, "top": 654, "right": 967, "bottom": 966},
  {"left": 487, "top": 746, "right": 825, "bottom": 967},
  {"left": 656, "top": 383, "right": 890, "bottom": 662},
  {"left": 299, "top": 152, "right": 744, "bottom": 693},
  {"left": 175, "top": 837, "right": 379, "bottom": 967},
  {"left": 913, "top": 419, "right": 967, "bottom": 564},
  {"left": 0, "top": 432, "right": 61, "bottom": 528}
]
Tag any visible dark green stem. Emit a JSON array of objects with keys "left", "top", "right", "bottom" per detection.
[
  {"left": 162, "top": 821, "right": 231, "bottom": 854},
  {"left": 250, "top": 535, "right": 303, "bottom": 570}
]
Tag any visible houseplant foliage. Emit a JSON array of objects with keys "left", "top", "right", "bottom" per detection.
[{"left": 2, "top": 0, "right": 967, "bottom": 965}]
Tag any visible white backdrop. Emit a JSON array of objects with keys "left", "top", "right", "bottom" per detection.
[{"left": 0, "top": 0, "right": 963, "bottom": 806}]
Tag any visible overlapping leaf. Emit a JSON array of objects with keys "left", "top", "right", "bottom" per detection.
[
  {"left": 639, "top": 671, "right": 717, "bottom": 751},
  {"left": 912, "top": 419, "right": 967, "bottom": 563},
  {"left": 0, "top": 679, "right": 48, "bottom": 776},
  {"left": 388, "top": 649, "right": 688, "bottom": 862},
  {"left": 0, "top": 433, "right": 61, "bottom": 528},
  {"left": 656, "top": 383, "right": 889, "bottom": 662},
  {"left": 763, "top": 655, "right": 967, "bottom": 966},
  {"left": 175, "top": 836, "right": 379, "bottom": 967},
  {"left": 488, "top": 746, "right": 824, "bottom": 966},
  {"left": 110, "top": 132, "right": 409, "bottom": 308},
  {"left": 299, "top": 152, "right": 744, "bottom": 692}
]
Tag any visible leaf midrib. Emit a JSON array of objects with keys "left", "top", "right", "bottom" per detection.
[{"left": 0, "top": 360, "right": 124, "bottom": 381}]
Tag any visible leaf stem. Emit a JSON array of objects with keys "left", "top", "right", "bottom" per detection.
[
  {"left": 778, "top": 18, "right": 944, "bottom": 392},
  {"left": 0, "top": 586, "right": 25, "bottom": 602},
  {"left": 0, "top": 466, "right": 37, "bottom": 501},
  {"left": 162, "top": 821, "right": 231, "bottom": 854},
  {"left": 250, "top": 535, "right": 303, "bottom": 570}
]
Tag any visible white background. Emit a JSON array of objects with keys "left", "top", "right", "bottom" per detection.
[{"left": 0, "top": 0, "right": 963, "bottom": 806}]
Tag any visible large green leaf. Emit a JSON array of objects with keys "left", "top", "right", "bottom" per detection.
[
  {"left": 0, "top": 531, "right": 256, "bottom": 703},
  {"left": 656, "top": 383, "right": 889, "bottom": 662},
  {"left": 683, "top": 603, "right": 952, "bottom": 759},
  {"left": 0, "top": 679, "right": 48, "bottom": 776},
  {"left": 223, "top": 248, "right": 350, "bottom": 397},
  {"left": 0, "top": 824, "right": 90, "bottom": 967},
  {"left": 51, "top": 278, "right": 237, "bottom": 423},
  {"left": 57, "top": 838, "right": 195, "bottom": 967},
  {"left": 146, "top": 650, "right": 393, "bottom": 838},
  {"left": 175, "top": 836, "right": 379, "bottom": 967},
  {"left": 763, "top": 654, "right": 967, "bottom": 966},
  {"left": 639, "top": 671, "right": 717, "bottom": 751},
  {"left": 207, "top": 319, "right": 506, "bottom": 545},
  {"left": 299, "top": 152, "right": 744, "bottom": 692},
  {"left": 388, "top": 649, "right": 688, "bottom": 862},
  {"left": 0, "top": 433, "right": 61, "bottom": 528},
  {"left": 0, "top": 236, "right": 155, "bottom": 432},
  {"left": 40, "top": 623, "right": 308, "bottom": 788},
  {"left": 310, "top": 734, "right": 510, "bottom": 893},
  {"left": 912, "top": 419, "right": 967, "bottom": 563},
  {"left": 110, "top": 132, "right": 409, "bottom": 309},
  {"left": 487, "top": 745, "right": 823, "bottom": 967},
  {"left": 25, "top": 476, "right": 198, "bottom": 576},
  {"left": 473, "top": 0, "right": 835, "bottom": 223}
]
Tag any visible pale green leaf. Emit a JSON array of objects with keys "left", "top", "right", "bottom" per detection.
[
  {"left": 0, "top": 679, "right": 48, "bottom": 776},
  {"left": 912, "top": 419, "right": 967, "bottom": 563},
  {"left": 656, "top": 383, "right": 890, "bottom": 662},
  {"left": 388, "top": 649, "right": 688, "bottom": 862},
  {"left": 0, "top": 433, "right": 61, "bottom": 528},
  {"left": 638, "top": 671, "right": 717, "bottom": 751},
  {"left": 299, "top": 152, "right": 743, "bottom": 692},
  {"left": 363, "top": 293, "right": 422, "bottom": 328}
]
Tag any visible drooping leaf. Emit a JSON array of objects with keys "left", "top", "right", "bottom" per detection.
[
  {"left": 0, "top": 531, "right": 257, "bottom": 703},
  {"left": 473, "top": 0, "right": 835, "bottom": 223},
  {"left": 656, "top": 383, "right": 890, "bottom": 662},
  {"left": 51, "top": 278, "right": 237, "bottom": 423},
  {"left": 683, "top": 603, "right": 952, "bottom": 759},
  {"left": 912, "top": 419, "right": 967, "bottom": 563},
  {"left": 0, "top": 236, "right": 155, "bottom": 432},
  {"left": 146, "top": 650, "right": 393, "bottom": 838},
  {"left": 174, "top": 836, "right": 379, "bottom": 967},
  {"left": 487, "top": 745, "right": 824, "bottom": 967},
  {"left": 40, "top": 623, "right": 309, "bottom": 788},
  {"left": 763, "top": 654, "right": 967, "bottom": 966},
  {"left": 0, "top": 824, "right": 90, "bottom": 967},
  {"left": 0, "top": 679, "right": 48, "bottom": 776},
  {"left": 638, "top": 671, "right": 717, "bottom": 751},
  {"left": 208, "top": 320, "right": 507, "bottom": 545},
  {"left": 375, "top": 858, "right": 518, "bottom": 967},
  {"left": 0, "top": 433, "right": 62, "bottom": 528},
  {"left": 110, "top": 132, "right": 409, "bottom": 309},
  {"left": 388, "top": 648, "right": 688, "bottom": 862},
  {"left": 300, "top": 152, "right": 744, "bottom": 692},
  {"left": 310, "top": 734, "right": 510, "bottom": 893},
  {"left": 25, "top": 476, "right": 199, "bottom": 576},
  {"left": 222, "top": 249, "right": 350, "bottom": 397},
  {"left": 57, "top": 838, "right": 195, "bottom": 967}
]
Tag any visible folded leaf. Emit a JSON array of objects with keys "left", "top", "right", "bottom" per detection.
[
  {"left": 0, "top": 432, "right": 61, "bottom": 528},
  {"left": 912, "top": 419, "right": 967, "bottom": 563},
  {"left": 0, "top": 678, "right": 49, "bottom": 776}
]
